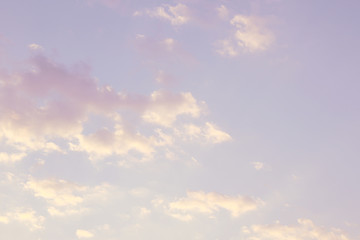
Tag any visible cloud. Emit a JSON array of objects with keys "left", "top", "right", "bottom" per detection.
[
  {"left": 24, "top": 176, "right": 121, "bottom": 217},
  {"left": 71, "top": 125, "right": 155, "bottom": 161},
  {"left": 76, "top": 229, "right": 94, "bottom": 239},
  {"left": 217, "top": 5, "right": 229, "bottom": 20},
  {"left": 159, "top": 191, "right": 263, "bottom": 221},
  {"left": 134, "top": 3, "right": 190, "bottom": 26},
  {"left": 243, "top": 219, "right": 351, "bottom": 240},
  {"left": 0, "top": 53, "right": 228, "bottom": 164},
  {"left": 217, "top": 15, "right": 275, "bottom": 55},
  {"left": 142, "top": 91, "right": 202, "bottom": 127},
  {"left": 251, "top": 161, "right": 264, "bottom": 170},
  {"left": 180, "top": 122, "right": 232, "bottom": 144},
  {"left": 0, "top": 208, "right": 45, "bottom": 231},
  {"left": 0, "top": 152, "right": 27, "bottom": 163},
  {"left": 139, "top": 207, "right": 151, "bottom": 218},
  {"left": 25, "top": 177, "right": 87, "bottom": 207},
  {"left": 28, "top": 43, "right": 43, "bottom": 51},
  {"left": 0, "top": 54, "right": 123, "bottom": 151}
]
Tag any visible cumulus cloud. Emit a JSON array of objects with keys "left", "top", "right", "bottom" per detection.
[
  {"left": 134, "top": 3, "right": 190, "bottom": 26},
  {"left": 0, "top": 53, "right": 228, "bottom": 164},
  {"left": 243, "top": 219, "right": 351, "bottom": 240},
  {"left": 157, "top": 191, "right": 263, "bottom": 221},
  {"left": 0, "top": 208, "right": 45, "bottom": 231},
  {"left": 76, "top": 229, "right": 94, "bottom": 239},
  {"left": 217, "top": 15, "right": 275, "bottom": 55}
]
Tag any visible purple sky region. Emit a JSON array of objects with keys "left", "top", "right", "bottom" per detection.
[{"left": 0, "top": 0, "right": 360, "bottom": 239}]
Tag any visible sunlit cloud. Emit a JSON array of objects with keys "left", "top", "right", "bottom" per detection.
[
  {"left": 76, "top": 229, "right": 94, "bottom": 239},
  {"left": 0, "top": 208, "right": 45, "bottom": 231},
  {"left": 217, "top": 14, "right": 275, "bottom": 55},
  {"left": 155, "top": 191, "right": 263, "bottom": 221},
  {"left": 28, "top": 43, "right": 43, "bottom": 51},
  {"left": 243, "top": 219, "right": 351, "bottom": 240},
  {"left": 134, "top": 3, "right": 190, "bottom": 26}
]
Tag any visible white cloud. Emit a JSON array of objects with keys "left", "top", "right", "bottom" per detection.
[
  {"left": 251, "top": 161, "right": 264, "bottom": 170},
  {"left": 142, "top": 91, "right": 202, "bottom": 127},
  {"left": 25, "top": 177, "right": 87, "bottom": 207},
  {"left": 217, "top": 5, "right": 229, "bottom": 20},
  {"left": 76, "top": 229, "right": 94, "bottom": 239},
  {"left": 162, "top": 191, "right": 263, "bottom": 221},
  {"left": 0, "top": 53, "right": 228, "bottom": 165},
  {"left": 72, "top": 125, "right": 155, "bottom": 161},
  {"left": 0, "top": 209, "right": 45, "bottom": 231},
  {"left": 203, "top": 122, "right": 232, "bottom": 143},
  {"left": 135, "top": 3, "right": 190, "bottom": 26},
  {"left": 218, "top": 15, "right": 275, "bottom": 55},
  {"left": 0, "top": 152, "right": 26, "bottom": 163},
  {"left": 47, "top": 207, "right": 88, "bottom": 217},
  {"left": 139, "top": 207, "right": 151, "bottom": 218},
  {"left": 243, "top": 219, "right": 351, "bottom": 240},
  {"left": 28, "top": 43, "right": 43, "bottom": 51},
  {"left": 180, "top": 122, "right": 232, "bottom": 144}
]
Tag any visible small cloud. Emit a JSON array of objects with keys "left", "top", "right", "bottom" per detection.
[
  {"left": 135, "top": 3, "right": 190, "bottom": 26},
  {"left": 76, "top": 229, "right": 94, "bottom": 239},
  {"left": 28, "top": 43, "right": 43, "bottom": 51},
  {"left": 251, "top": 161, "right": 264, "bottom": 170},
  {"left": 139, "top": 207, "right": 151, "bottom": 218},
  {"left": 217, "top": 14, "right": 275, "bottom": 56},
  {"left": 203, "top": 122, "right": 232, "bottom": 143},
  {"left": 217, "top": 5, "right": 229, "bottom": 20},
  {"left": 135, "top": 33, "right": 145, "bottom": 39},
  {"left": 162, "top": 38, "right": 175, "bottom": 51},
  {"left": 162, "top": 191, "right": 263, "bottom": 221},
  {"left": 180, "top": 122, "right": 232, "bottom": 144}
]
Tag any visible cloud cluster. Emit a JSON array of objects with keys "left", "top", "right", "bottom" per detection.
[
  {"left": 243, "top": 219, "right": 351, "bottom": 240},
  {"left": 0, "top": 53, "right": 229, "bottom": 163}
]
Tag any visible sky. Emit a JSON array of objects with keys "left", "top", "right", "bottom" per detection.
[{"left": 0, "top": 0, "right": 360, "bottom": 239}]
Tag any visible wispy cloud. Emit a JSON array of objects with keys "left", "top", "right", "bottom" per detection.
[
  {"left": 134, "top": 3, "right": 190, "bottom": 26},
  {"left": 243, "top": 219, "right": 351, "bottom": 240},
  {"left": 155, "top": 191, "right": 263, "bottom": 221},
  {"left": 0, "top": 208, "right": 44, "bottom": 231}
]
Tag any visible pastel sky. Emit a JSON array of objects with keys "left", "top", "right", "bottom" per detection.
[{"left": 1, "top": 0, "right": 360, "bottom": 239}]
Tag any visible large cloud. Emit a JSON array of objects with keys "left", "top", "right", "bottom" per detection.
[{"left": 0, "top": 54, "right": 227, "bottom": 162}]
